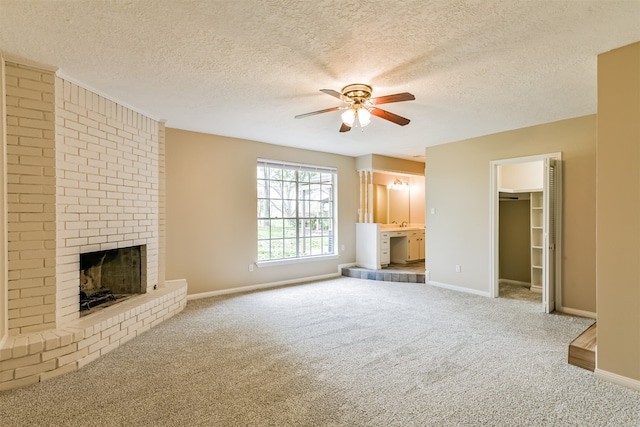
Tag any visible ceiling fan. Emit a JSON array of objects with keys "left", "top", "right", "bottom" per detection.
[{"left": 295, "top": 84, "right": 415, "bottom": 132}]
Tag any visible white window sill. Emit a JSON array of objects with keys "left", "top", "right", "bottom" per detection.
[{"left": 256, "top": 254, "right": 339, "bottom": 268}]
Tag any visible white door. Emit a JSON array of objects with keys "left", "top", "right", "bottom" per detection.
[{"left": 542, "top": 158, "right": 558, "bottom": 313}]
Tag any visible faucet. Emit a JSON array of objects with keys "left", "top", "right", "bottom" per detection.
[
  {"left": 401, "top": 221, "right": 408, "bottom": 228},
  {"left": 391, "top": 221, "right": 398, "bottom": 224}
]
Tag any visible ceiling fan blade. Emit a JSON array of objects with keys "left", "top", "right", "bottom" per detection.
[
  {"left": 295, "top": 106, "right": 340, "bottom": 119},
  {"left": 370, "top": 108, "right": 411, "bottom": 126},
  {"left": 369, "top": 92, "right": 415, "bottom": 105},
  {"left": 339, "top": 123, "right": 351, "bottom": 133},
  {"left": 320, "top": 89, "right": 349, "bottom": 102}
]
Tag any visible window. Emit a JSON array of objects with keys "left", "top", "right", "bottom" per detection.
[{"left": 257, "top": 159, "right": 336, "bottom": 263}]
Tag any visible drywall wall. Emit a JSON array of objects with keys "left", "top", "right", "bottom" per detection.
[
  {"left": 165, "top": 128, "right": 357, "bottom": 295},
  {"left": 596, "top": 41, "right": 640, "bottom": 381},
  {"left": 499, "top": 199, "right": 531, "bottom": 283},
  {"left": 425, "top": 115, "right": 596, "bottom": 311}
]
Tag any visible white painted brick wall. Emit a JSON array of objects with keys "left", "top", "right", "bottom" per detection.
[
  {"left": 5, "top": 62, "right": 57, "bottom": 335},
  {"left": 4, "top": 61, "right": 164, "bottom": 333},
  {"left": 55, "top": 78, "right": 161, "bottom": 325}
]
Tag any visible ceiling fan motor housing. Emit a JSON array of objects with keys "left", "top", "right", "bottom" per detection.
[{"left": 342, "top": 84, "right": 372, "bottom": 104}]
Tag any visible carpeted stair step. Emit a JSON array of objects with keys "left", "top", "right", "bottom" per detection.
[{"left": 568, "top": 322, "right": 596, "bottom": 371}]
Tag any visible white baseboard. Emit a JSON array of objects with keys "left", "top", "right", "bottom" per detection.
[
  {"left": 427, "top": 280, "right": 491, "bottom": 297},
  {"left": 499, "top": 279, "right": 531, "bottom": 288},
  {"left": 595, "top": 368, "right": 640, "bottom": 392},
  {"left": 556, "top": 306, "right": 597, "bottom": 319},
  {"left": 187, "top": 272, "right": 340, "bottom": 301}
]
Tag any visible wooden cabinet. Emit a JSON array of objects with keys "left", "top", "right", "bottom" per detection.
[
  {"left": 407, "top": 230, "right": 425, "bottom": 261},
  {"left": 380, "top": 232, "right": 390, "bottom": 266},
  {"left": 356, "top": 224, "right": 425, "bottom": 268},
  {"left": 530, "top": 192, "right": 543, "bottom": 292}
]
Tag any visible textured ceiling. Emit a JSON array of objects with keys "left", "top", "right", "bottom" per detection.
[{"left": 1, "top": 1, "right": 639, "bottom": 160}]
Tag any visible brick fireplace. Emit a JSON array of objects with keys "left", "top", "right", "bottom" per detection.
[
  {"left": 79, "top": 245, "right": 145, "bottom": 314},
  {"left": 0, "top": 60, "right": 186, "bottom": 391}
]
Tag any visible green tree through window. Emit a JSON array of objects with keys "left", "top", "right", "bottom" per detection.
[{"left": 257, "top": 159, "right": 336, "bottom": 262}]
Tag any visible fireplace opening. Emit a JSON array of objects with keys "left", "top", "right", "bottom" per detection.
[{"left": 79, "top": 245, "right": 146, "bottom": 316}]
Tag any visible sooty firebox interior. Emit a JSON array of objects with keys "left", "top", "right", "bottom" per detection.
[{"left": 79, "top": 246, "right": 145, "bottom": 315}]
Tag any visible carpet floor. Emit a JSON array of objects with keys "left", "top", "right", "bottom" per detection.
[{"left": 1, "top": 277, "right": 638, "bottom": 426}]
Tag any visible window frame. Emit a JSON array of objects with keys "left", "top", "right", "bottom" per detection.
[{"left": 256, "top": 158, "right": 338, "bottom": 266}]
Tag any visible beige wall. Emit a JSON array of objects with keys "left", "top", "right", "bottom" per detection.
[
  {"left": 499, "top": 199, "right": 531, "bottom": 283},
  {"left": 165, "top": 128, "right": 357, "bottom": 295},
  {"left": 596, "top": 42, "right": 640, "bottom": 381},
  {"left": 425, "top": 115, "right": 596, "bottom": 311}
]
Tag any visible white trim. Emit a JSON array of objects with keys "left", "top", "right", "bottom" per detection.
[
  {"left": 256, "top": 254, "right": 339, "bottom": 268},
  {"left": 556, "top": 306, "right": 597, "bottom": 319},
  {"left": 55, "top": 70, "right": 164, "bottom": 122},
  {"left": 490, "top": 152, "right": 563, "bottom": 309},
  {"left": 595, "top": 368, "right": 640, "bottom": 392},
  {"left": 186, "top": 272, "right": 340, "bottom": 301},
  {"left": 427, "top": 280, "right": 491, "bottom": 297},
  {"left": 499, "top": 279, "right": 531, "bottom": 288}
]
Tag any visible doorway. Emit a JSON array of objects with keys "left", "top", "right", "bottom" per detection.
[{"left": 490, "top": 153, "right": 562, "bottom": 313}]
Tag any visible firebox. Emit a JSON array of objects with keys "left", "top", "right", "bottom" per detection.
[{"left": 79, "top": 245, "right": 146, "bottom": 315}]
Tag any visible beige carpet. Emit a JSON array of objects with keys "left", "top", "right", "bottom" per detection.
[{"left": 1, "top": 277, "right": 638, "bottom": 426}]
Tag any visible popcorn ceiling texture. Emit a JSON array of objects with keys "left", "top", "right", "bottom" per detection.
[{"left": 1, "top": 0, "right": 639, "bottom": 159}]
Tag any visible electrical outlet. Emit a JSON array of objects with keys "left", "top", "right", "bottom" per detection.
[
  {"left": 341, "top": 244, "right": 345, "bottom": 251},
  {"left": 248, "top": 264, "right": 254, "bottom": 272},
  {"left": 455, "top": 264, "right": 461, "bottom": 273}
]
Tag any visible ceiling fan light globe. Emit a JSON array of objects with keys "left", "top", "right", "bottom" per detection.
[
  {"left": 341, "top": 109, "right": 355, "bottom": 126},
  {"left": 358, "top": 108, "right": 371, "bottom": 127}
]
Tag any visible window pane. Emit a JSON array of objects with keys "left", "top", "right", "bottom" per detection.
[
  {"left": 309, "top": 201, "right": 322, "bottom": 216},
  {"left": 284, "top": 238, "right": 297, "bottom": 258},
  {"left": 309, "top": 184, "right": 321, "bottom": 199},
  {"left": 299, "top": 237, "right": 311, "bottom": 256},
  {"left": 283, "top": 181, "right": 297, "bottom": 198},
  {"left": 257, "top": 220, "right": 270, "bottom": 239},
  {"left": 298, "top": 201, "right": 310, "bottom": 218},
  {"left": 257, "top": 199, "right": 269, "bottom": 218},
  {"left": 269, "top": 181, "right": 283, "bottom": 199},
  {"left": 284, "top": 219, "right": 297, "bottom": 238},
  {"left": 282, "top": 168, "right": 297, "bottom": 182},
  {"left": 258, "top": 240, "right": 270, "bottom": 260},
  {"left": 270, "top": 219, "right": 284, "bottom": 238},
  {"left": 282, "top": 199, "right": 296, "bottom": 218},
  {"left": 257, "top": 160, "right": 336, "bottom": 262},
  {"left": 270, "top": 240, "right": 283, "bottom": 259},
  {"left": 269, "top": 167, "right": 282, "bottom": 180},
  {"left": 257, "top": 166, "right": 268, "bottom": 179},
  {"left": 311, "top": 237, "right": 322, "bottom": 255},
  {"left": 269, "top": 200, "right": 283, "bottom": 218},
  {"left": 322, "top": 202, "right": 332, "bottom": 217},
  {"left": 257, "top": 179, "right": 269, "bottom": 198}
]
